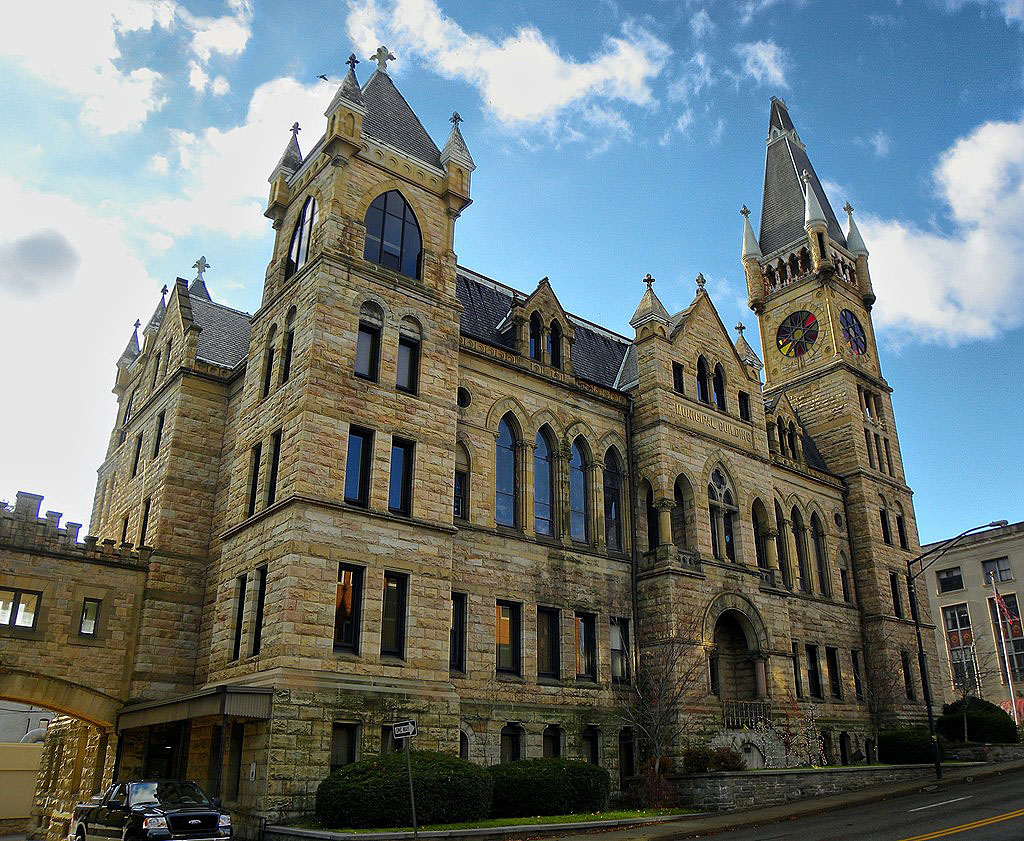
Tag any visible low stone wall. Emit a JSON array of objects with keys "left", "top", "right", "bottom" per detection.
[
  {"left": 947, "top": 744, "right": 1024, "bottom": 763},
  {"left": 672, "top": 764, "right": 935, "bottom": 811}
]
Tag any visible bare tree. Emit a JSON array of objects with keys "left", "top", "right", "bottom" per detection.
[
  {"left": 862, "top": 622, "right": 905, "bottom": 748},
  {"left": 950, "top": 643, "right": 1001, "bottom": 742}
]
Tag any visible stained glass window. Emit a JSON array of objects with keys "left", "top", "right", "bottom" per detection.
[
  {"left": 840, "top": 309, "right": 867, "bottom": 355},
  {"left": 776, "top": 310, "right": 819, "bottom": 357}
]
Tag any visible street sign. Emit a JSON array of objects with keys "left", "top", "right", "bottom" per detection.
[{"left": 393, "top": 719, "right": 418, "bottom": 739}]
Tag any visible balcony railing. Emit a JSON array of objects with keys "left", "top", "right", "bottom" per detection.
[{"left": 723, "top": 699, "right": 772, "bottom": 730}]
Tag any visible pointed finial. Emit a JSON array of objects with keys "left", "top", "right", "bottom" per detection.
[
  {"left": 740, "top": 205, "right": 750, "bottom": 218},
  {"left": 347, "top": 53, "right": 359, "bottom": 71},
  {"left": 735, "top": 322, "right": 745, "bottom": 336},
  {"left": 802, "top": 169, "right": 812, "bottom": 186},
  {"left": 160, "top": 284, "right": 168, "bottom": 297},
  {"left": 843, "top": 201, "right": 854, "bottom": 216},
  {"left": 643, "top": 273, "right": 655, "bottom": 290},
  {"left": 370, "top": 45, "right": 396, "bottom": 72},
  {"left": 290, "top": 122, "right": 300, "bottom": 139},
  {"left": 134, "top": 319, "right": 141, "bottom": 331},
  {"left": 451, "top": 111, "right": 463, "bottom": 127},
  {"left": 193, "top": 256, "right": 211, "bottom": 281},
  {"left": 696, "top": 273, "right": 706, "bottom": 290}
]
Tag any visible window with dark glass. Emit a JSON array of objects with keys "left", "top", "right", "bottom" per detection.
[
  {"left": 151, "top": 352, "right": 161, "bottom": 390},
  {"left": 119, "top": 389, "right": 135, "bottom": 445},
  {"left": 645, "top": 485, "right": 659, "bottom": 551},
  {"left": 880, "top": 506, "right": 892, "bottom": 544},
  {"left": 495, "top": 415, "right": 518, "bottom": 528},
  {"left": 247, "top": 443, "right": 262, "bottom": 518},
  {"left": 262, "top": 327, "right": 276, "bottom": 398},
  {"left": 548, "top": 320, "right": 562, "bottom": 369},
  {"left": 543, "top": 725, "right": 561, "bottom": 758},
  {"left": 885, "top": 439, "right": 894, "bottom": 475},
  {"left": 603, "top": 449, "right": 623, "bottom": 552},
  {"left": 792, "top": 641, "right": 803, "bottom": 698},
  {"left": 851, "top": 649, "right": 864, "bottom": 700},
  {"left": 286, "top": 196, "right": 318, "bottom": 279},
  {"left": 611, "top": 617, "right": 629, "bottom": 682},
  {"left": 388, "top": 437, "right": 414, "bottom": 516},
  {"left": 840, "top": 568, "right": 851, "bottom": 602},
  {"left": 138, "top": 498, "right": 151, "bottom": 547},
  {"left": 450, "top": 591, "right": 466, "bottom": 673},
  {"left": 344, "top": 427, "right": 373, "bottom": 507},
  {"left": 380, "top": 572, "right": 408, "bottom": 658},
  {"left": 396, "top": 335, "right": 420, "bottom": 394},
  {"left": 738, "top": 391, "right": 751, "bottom": 421},
  {"left": 581, "top": 726, "right": 600, "bottom": 765},
  {"left": 569, "top": 438, "right": 589, "bottom": 543},
  {"left": 825, "top": 646, "right": 842, "bottom": 699},
  {"left": 575, "top": 611, "right": 597, "bottom": 680},
  {"left": 330, "top": 723, "right": 358, "bottom": 771},
  {"left": 534, "top": 430, "right": 555, "bottom": 536},
  {"left": 672, "top": 362, "right": 685, "bottom": 393},
  {"left": 152, "top": 411, "right": 165, "bottom": 458},
  {"left": 937, "top": 566, "right": 963, "bottom": 593},
  {"left": 906, "top": 573, "right": 920, "bottom": 622},
  {"left": 901, "top": 650, "right": 916, "bottom": 699},
  {"left": 618, "top": 728, "right": 635, "bottom": 784},
  {"left": 459, "top": 730, "right": 469, "bottom": 759},
  {"left": 496, "top": 600, "right": 521, "bottom": 675},
  {"left": 131, "top": 433, "right": 144, "bottom": 477},
  {"left": 500, "top": 724, "right": 522, "bottom": 763},
  {"left": 890, "top": 571, "right": 903, "bottom": 618},
  {"left": 231, "top": 573, "right": 246, "bottom": 661},
  {"left": 943, "top": 603, "right": 976, "bottom": 692},
  {"left": 864, "top": 429, "right": 875, "bottom": 468},
  {"left": 121, "top": 515, "right": 130, "bottom": 545},
  {"left": 805, "top": 643, "right": 822, "bottom": 698},
  {"left": 775, "top": 500, "right": 792, "bottom": 589},
  {"left": 267, "top": 429, "right": 282, "bottom": 507},
  {"left": 896, "top": 513, "right": 909, "bottom": 550},
  {"left": 79, "top": 598, "right": 100, "bottom": 637},
  {"left": 363, "top": 190, "right": 422, "bottom": 279},
  {"left": 983, "top": 557, "right": 1013, "bottom": 583},
  {"left": 708, "top": 469, "right": 737, "bottom": 561},
  {"left": 792, "top": 509, "right": 810, "bottom": 592},
  {"left": 163, "top": 339, "right": 172, "bottom": 379},
  {"left": 380, "top": 725, "right": 398, "bottom": 754},
  {"left": 988, "top": 593, "right": 1024, "bottom": 681},
  {"left": 713, "top": 363, "right": 727, "bottom": 412},
  {"left": 811, "top": 514, "right": 831, "bottom": 597},
  {"left": 355, "top": 306, "right": 382, "bottom": 382},
  {"left": 777, "top": 417, "right": 787, "bottom": 456},
  {"left": 454, "top": 444, "right": 469, "bottom": 520},
  {"left": 537, "top": 607, "right": 560, "bottom": 679},
  {"left": 788, "top": 422, "right": 798, "bottom": 458},
  {"left": 696, "top": 356, "right": 710, "bottom": 403},
  {"left": 252, "top": 565, "right": 267, "bottom": 656},
  {"left": 334, "top": 564, "right": 363, "bottom": 653},
  {"left": 529, "top": 314, "right": 542, "bottom": 362}
]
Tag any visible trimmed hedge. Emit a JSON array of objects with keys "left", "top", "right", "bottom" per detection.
[
  {"left": 878, "top": 727, "right": 943, "bottom": 764},
  {"left": 938, "top": 697, "right": 1019, "bottom": 744},
  {"left": 315, "top": 750, "right": 492, "bottom": 828},
  {"left": 681, "top": 746, "right": 712, "bottom": 774},
  {"left": 707, "top": 746, "right": 745, "bottom": 771},
  {"left": 487, "top": 758, "right": 611, "bottom": 818}
]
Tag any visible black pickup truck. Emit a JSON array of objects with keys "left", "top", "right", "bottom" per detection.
[{"left": 72, "top": 780, "right": 231, "bottom": 841}]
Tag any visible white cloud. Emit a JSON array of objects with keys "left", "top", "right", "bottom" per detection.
[
  {"left": 188, "top": 60, "right": 209, "bottom": 93},
  {"left": 944, "top": 0, "right": 1024, "bottom": 24},
  {"left": 677, "top": 109, "right": 695, "bottom": 134},
  {"left": 737, "top": 0, "right": 789, "bottom": 25},
  {"left": 147, "top": 154, "right": 170, "bottom": 175},
  {"left": 733, "top": 40, "right": 789, "bottom": 88},
  {"left": 345, "top": 0, "right": 670, "bottom": 139},
  {"left": 181, "top": 4, "right": 252, "bottom": 63},
  {"left": 869, "top": 129, "right": 891, "bottom": 157},
  {"left": 710, "top": 116, "right": 726, "bottom": 144},
  {"left": 860, "top": 116, "right": 1024, "bottom": 344},
  {"left": 690, "top": 9, "right": 715, "bottom": 38},
  {"left": 211, "top": 76, "right": 231, "bottom": 96},
  {"left": 668, "top": 52, "right": 714, "bottom": 103}
]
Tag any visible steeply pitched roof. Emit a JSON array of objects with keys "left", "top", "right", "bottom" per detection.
[
  {"left": 361, "top": 70, "right": 442, "bottom": 170},
  {"left": 189, "top": 295, "right": 252, "bottom": 370},
  {"left": 758, "top": 99, "right": 846, "bottom": 255},
  {"left": 188, "top": 277, "right": 212, "bottom": 301}
]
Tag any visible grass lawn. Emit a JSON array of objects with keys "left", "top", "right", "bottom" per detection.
[{"left": 300, "top": 808, "right": 690, "bottom": 833}]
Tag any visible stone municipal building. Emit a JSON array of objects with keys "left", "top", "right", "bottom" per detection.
[{"left": 0, "top": 49, "right": 928, "bottom": 836}]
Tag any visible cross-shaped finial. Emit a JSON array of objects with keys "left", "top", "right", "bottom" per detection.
[
  {"left": 735, "top": 322, "right": 745, "bottom": 336},
  {"left": 346, "top": 53, "right": 359, "bottom": 71},
  {"left": 370, "top": 45, "right": 396, "bottom": 72},
  {"left": 193, "top": 256, "right": 211, "bottom": 282},
  {"left": 802, "top": 169, "right": 812, "bottom": 185},
  {"left": 696, "top": 272, "right": 706, "bottom": 290},
  {"left": 451, "top": 111, "right": 462, "bottom": 127},
  {"left": 160, "top": 284, "right": 168, "bottom": 298},
  {"left": 843, "top": 201, "right": 854, "bottom": 215},
  {"left": 134, "top": 319, "right": 141, "bottom": 331},
  {"left": 740, "top": 205, "right": 750, "bottom": 218},
  {"left": 642, "top": 273, "right": 655, "bottom": 290},
  {"left": 290, "top": 122, "right": 300, "bottom": 139}
]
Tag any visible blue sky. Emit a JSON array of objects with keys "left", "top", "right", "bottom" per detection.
[{"left": 1, "top": 0, "right": 1023, "bottom": 542}]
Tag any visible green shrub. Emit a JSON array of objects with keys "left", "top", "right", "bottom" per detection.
[
  {"left": 315, "top": 750, "right": 492, "bottom": 828},
  {"left": 878, "top": 727, "right": 943, "bottom": 764},
  {"left": 681, "top": 745, "right": 712, "bottom": 774},
  {"left": 708, "top": 746, "right": 745, "bottom": 771},
  {"left": 938, "top": 700, "right": 1019, "bottom": 744},
  {"left": 487, "top": 758, "right": 610, "bottom": 818}
]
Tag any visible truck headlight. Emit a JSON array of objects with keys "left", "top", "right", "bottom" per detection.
[
  {"left": 142, "top": 817, "right": 167, "bottom": 830},
  {"left": 218, "top": 815, "right": 231, "bottom": 828}
]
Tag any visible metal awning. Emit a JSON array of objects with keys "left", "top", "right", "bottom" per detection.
[{"left": 116, "top": 685, "right": 273, "bottom": 732}]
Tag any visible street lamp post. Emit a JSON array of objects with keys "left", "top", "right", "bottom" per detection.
[{"left": 906, "top": 520, "right": 1008, "bottom": 781}]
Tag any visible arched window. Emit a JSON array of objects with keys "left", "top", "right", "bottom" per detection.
[
  {"left": 396, "top": 316, "right": 422, "bottom": 394},
  {"left": 644, "top": 483, "right": 659, "bottom": 552},
  {"left": 764, "top": 265, "right": 776, "bottom": 289},
  {"left": 499, "top": 723, "right": 523, "bottom": 763},
  {"left": 285, "top": 196, "right": 318, "bottom": 279},
  {"left": 459, "top": 729, "right": 470, "bottom": 760},
  {"left": 774, "top": 500, "right": 791, "bottom": 588},
  {"left": 672, "top": 474, "right": 694, "bottom": 551},
  {"left": 791, "top": 507, "right": 810, "bottom": 592},
  {"left": 811, "top": 513, "right": 831, "bottom": 596},
  {"left": 534, "top": 428, "right": 555, "bottom": 537},
  {"left": 529, "top": 314, "right": 543, "bottom": 361},
  {"left": 895, "top": 502, "right": 909, "bottom": 550},
  {"left": 789, "top": 253, "right": 800, "bottom": 278},
  {"left": 713, "top": 363, "right": 727, "bottom": 412},
  {"left": 363, "top": 190, "right": 422, "bottom": 279},
  {"left": 548, "top": 320, "right": 562, "bottom": 369},
  {"left": 281, "top": 307, "right": 296, "bottom": 384},
  {"left": 355, "top": 301, "right": 384, "bottom": 382},
  {"left": 707, "top": 468, "right": 737, "bottom": 561},
  {"left": 777, "top": 259, "right": 788, "bottom": 282},
  {"left": 777, "top": 417, "right": 787, "bottom": 456},
  {"left": 543, "top": 724, "right": 562, "bottom": 758},
  {"left": 799, "top": 248, "right": 811, "bottom": 273},
  {"left": 454, "top": 442, "right": 470, "bottom": 520},
  {"left": 752, "top": 501, "right": 769, "bottom": 570},
  {"left": 788, "top": 422, "right": 798, "bottom": 459},
  {"left": 495, "top": 415, "right": 519, "bottom": 528},
  {"left": 879, "top": 495, "right": 892, "bottom": 545},
  {"left": 262, "top": 325, "right": 277, "bottom": 398},
  {"left": 603, "top": 448, "right": 624, "bottom": 552},
  {"left": 569, "top": 437, "right": 589, "bottom": 543},
  {"left": 696, "top": 356, "right": 710, "bottom": 404},
  {"left": 581, "top": 726, "right": 600, "bottom": 765}
]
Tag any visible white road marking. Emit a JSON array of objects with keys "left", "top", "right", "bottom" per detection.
[{"left": 908, "top": 795, "right": 974, "bottom": 812}]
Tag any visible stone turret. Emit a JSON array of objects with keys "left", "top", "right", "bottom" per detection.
[
  {"left": 844, "top": 202, "right": 876, "bottom": 308},
  {"left": 323, "top": 54, "right": 367, "bottom": 165},
  {"left": 803, "top": 170, "right": 833, "bottom": 273},
  {"left": 741, "top": 205, "right": 765, "bottom": 312}
]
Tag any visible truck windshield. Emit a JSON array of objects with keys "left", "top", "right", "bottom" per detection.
[{"left": 128, "top": 782, "right": 211, "bottom": 807}]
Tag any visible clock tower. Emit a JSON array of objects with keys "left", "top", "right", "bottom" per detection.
[{"left": 742, "top": 97, "right": 928, "bottom": 720}]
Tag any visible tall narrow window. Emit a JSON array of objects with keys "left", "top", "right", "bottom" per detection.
[
  {"left": 495, "top": 415, "right": 518, "bottom": 528},
  {"left": 163, "top": 339, "right": 172, "bottom": 379},
  {"left": 752, "top": 503, "right": 768, "bottom": 570},
  {"left": 151, "top": 353, "right": 161, "bottom": 390},
  {"left": 121, "top": 515, "right": 130, "bottom": 545},
  {"left": 603, "top": 449, "right": 624, "bottom": 552},
  {"left": 569, "top": 438, "right": 589, "bottom": 543},
  {"left": 131, "top": 433, "right": 144, "bottom": 477},
  {"left": 496, "top": 600, "right": 521, "bottom": 675},
  {"left": 788, "top": 423, "right": 798, "bottom": 458},
  {"left": 645, "top": 485, "right": 659, "bottom": 551},
  {"left": 792, "top": 508, "right": 810, "bottom": 592},
  {"left": 865, "top": 429, "right": 875, "bottom": 468},
  {"left": 286, "top": 196, "right": 318, "bottom": 279},
  {"left": 884, "top": 439, "right": 894, "bottom": 475},
  {"left": 875, "top": 434, "right": 884, "bottom": 473},
  {"left": 825, "top": 646, "right": 842, "bottom": 699},
  {"left": 534, "top": 430, "right": 555, "bottom": 537},
  {"left": 543, "top": 725, "right": 562, "bottom": 758},
  {"left": 79, "top": 598, "right": 101, "bottom": 637},
  {"left": 450, "top": 592, "right": 467, "bottom": 672},
  {"left": 901, "top": 650, "right": 916, "bottom": 699},
  {"left": 896, "top": 508, "right": 909, "bottom": 550},
  {"left": 906, "top": 574, "right": 920, "bottom": 622},
  {"left": 396, "top": 317, "right": 421, "bottom": 394},
  {"left": 529, "top": 314, "right": 542, "bottom": 361},
  {"left": 152, "top": 411, "right": 165, "bottom": 458},
  {"left": 672, "top": 362, "right": 685, "bottom": 393},
  {"left": 890, "top": 571, "right": 904, "bottom": 618},
  {"left": 363, "top": 190, "right": 422, "bottom": 279},
  {"left": 851, "top": 649, "right": 864, "bottom": 700},
  {"left": 618, "top": 729, "right": 635, "bottom": 784},
  {"left": 119, "top": 389, "right": 135, "bottom": 445},
  {"left": 388, "top": 437, "right": 414, "bottom": 516},
  {"left": 330, "top": 723, "right": 358, "bottom": 771},
  {"left": 777, "top": 417, "right": 787, "bottom": 456},
  {"left": 943, "top": 605, "right": 976, "bottom": 690},
  {"left": 281, "top": 309, "right": 296, "bottom": 384},
  {"left": 575, "top": 611, "right": 597, "bottom": 680},
  {"left": 500, "top": 724, "right": 522, "bottom": 763},
  {"left": 811, "top": 514, "right": 831, "bottom": 597},
  {"left": 380, "top": 572, "right": 408, "bottom": 658},
  {"left": 355, "top": 303, "right": 383, "bottom": 381},
  {"left": 611, "top": 617, "right": 630, "bottom": 682},
  {"left": 247, "top": 443, "right": 262, "bottom": 517},
  {"left": 537, "top": 607, "right": 560, "bottom": 679},
  {"left": 775, "top": 500, "right": 792, "bottom": 589},
  {"left": 696, "top": 356, "right": 710, "bottom": 404},
  {"left": 581, "top": 727, "right": 600, "bottom": 765},
  {"left": 713, "top": 363, "right": 727, "bottom": 412},
  {"left": 267, "top": 429, "right": 282, "bottom": 507},
  {"left": 738, "top": 391, "right": 750, "bottom": 421},
  {"left": 252, "top": 565, "right": 268, "bottom": 656},
  {"left": 805, "top": 643, "right": 822, "bottom": 698},
  {"left": 334, "top": 564, "right": 363, "bottom": 653},
  {"left": 138, "top": 498, "right": 151, "bottom": 546},
  {"left": 344, "top": 427, "right": 373, "bottom": 507},
  {"left": 262, "top": 326, "right": 276, "bottom": 398},
  {"left": 548, "top": 320, "right": 562, "bottom": 369},
  {"left": 792, "top": 641, "right": 803, "bottom": 698},
  {"left": 880, "top": 504, "right": 892, "bottom": 545},
  {"left": 708, "top": 468, "right": 737, "bottom": 561},
  {"left": 231, "top": 573, "right": 247, "bottom": 661},
  {"left": 840, "top": 567, "right": 852, "bottom": 602},
  {"left": 454, "top": 442, "right": 470, "bottom": 520}
]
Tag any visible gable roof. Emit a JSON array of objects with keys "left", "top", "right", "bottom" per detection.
[
  {"left": 361, "top": 70, "right": 443, "bottom": 170},
  {"left": 189, "top": 295, "right": 252, "bottom": 370}
]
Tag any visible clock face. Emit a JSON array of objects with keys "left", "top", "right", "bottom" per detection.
[
  {"left": 840, "top": 309, "right": 867, "bottom": 355},
  {"left": 776, "top": 310, "right": 819, "bottom": 357}
]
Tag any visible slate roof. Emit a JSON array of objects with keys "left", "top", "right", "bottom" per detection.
[
  {"left": 361, "top": 71, "right": 443, "bottom": 170},
  {"left": 455, "top": 270, "right": 630, "bottom": 391},
  {"left": 190, "top": 295, "right": 252, "bottom": 370}
]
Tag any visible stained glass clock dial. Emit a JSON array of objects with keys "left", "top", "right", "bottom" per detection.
[
  {"left": 840, "top": 309, "right": 867, "bottom": 355},
  {"left": 776, "top": 310, "right": 819, "bottom": 357}
]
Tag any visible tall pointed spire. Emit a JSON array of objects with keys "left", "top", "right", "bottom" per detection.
[
  {"left": 630, "top": 274, "right": 670, "bottom": 329},
  {"left": 740, "top": 204, "right": 761, "bottom": 260},
  {"left": 327, "top": 53, "right": 364, "bottom": 112},
  {"left": 441, "top": 111, "right": 475, "bottom": 171},
  {"left": 844, "top": 202, "right": 869, "bottom": 256},
  {"left": 803, "top": 170, "right": 827, "bottom": 230},
  {"left": 119, "top": 320, "right": 141, "bottom": 366},
  {"left": 145, "top": 284, "right": 168, "bottom": 333},
  {"left": 188, "top": 256, "right": 212, "bottom": 301}
]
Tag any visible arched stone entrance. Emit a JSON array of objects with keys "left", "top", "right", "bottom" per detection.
[
  {"left": 705, "top": 593, "right": 771, "bottom": 700},
  {"left": 0, "top": 669, "right": 120, "bottom": 728}
]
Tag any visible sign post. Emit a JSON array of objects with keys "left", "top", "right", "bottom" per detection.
[{"left": 393, "top": 719, "right": 418, "bottom": 839}]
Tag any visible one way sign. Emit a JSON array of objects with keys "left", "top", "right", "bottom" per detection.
[{"left": 392, "top": 719, "right": 418, "bottom": 739}]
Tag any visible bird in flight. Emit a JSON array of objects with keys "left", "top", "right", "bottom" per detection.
[{"left": 316, "top": 74, "right": 329, "bottom": 82}]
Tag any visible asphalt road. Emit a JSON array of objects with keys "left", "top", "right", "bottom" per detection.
[{"left": 680, "top": 770, "right": 1024, "bottom": 841}]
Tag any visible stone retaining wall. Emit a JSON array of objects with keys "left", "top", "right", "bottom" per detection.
[
  {"left": 672, "top": 764, "right": 935, "bottom": 811},
  {"left": 947, "top": 744, "right": 1024, "bottom": 763}
]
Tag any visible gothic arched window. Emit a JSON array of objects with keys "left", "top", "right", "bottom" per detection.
[
  {"left": 792, "top": 507, "right": 810, "bottom": 592},
  {"left": 788, "top": 422, "right": 798, "bottom": 458},
  {"left": 752, "top": 500, "right": 769, "bottom": 570},
  {"left": 534, "top": 428, "right": 555, "bottom": 537},
  {"left": 603, "top": 448, "right": 624, "bottom": 552},
  {"left": 495, "top": 415, "right": 519, "bottom": 528},
  {"left": 262, "top": 325, "right": 277, "bottom": 398},
  {"left": 363, "top": 190, "right": 422, "bottom": 279},
  {"left": 285, "top": 196, "right": 318, "bottom": 279},
  {"left": 777, "top": 417, "right": 787, "bottom": 456},
  {"left": 644, "top": 483, "right": 659, "bottom": 551},
  {"left": 713, "top": 363, "right": 727, "bottom": 412},
  {"left": 548, "top": 320, "right": 562, "bottom": 369},
  {"left": 775, "top": 500, "right": 792, "bottom": 589},
  {"left": 811, "top": 513, "right": 831, "bottom": 596},
  {"left": 696, "top": 356, "right": 710, "bottom": 404},
  {"left": 707, "top": 468, "right": 737, "bottom": 561},
  {"left": 569, "top": 437, "right": 589, "bottom": 543},
  {"left": 529, "top": 314, "right": 543, "bottom": 362}
]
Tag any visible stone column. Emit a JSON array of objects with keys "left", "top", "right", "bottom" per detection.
[
  {"left": 655, "top": 498, "right": 674, "bottom": 550},
  {"left": 591, "top": 460, "right": 605, "bottom": 549},
  {"left": 764, "top": 528, "right": 780, "bottom": 570},
  {"left": 715, "top": 509, "right": 728, "bottom": 561},
  {"left": 557, "top": 443, "right": 571, "bottom": 545},
  {"left": 754, "top": 658, "right": 768, "bottom": 698},
  {"left": 518, "top": 441, "right": 532, "bottom": 533}
]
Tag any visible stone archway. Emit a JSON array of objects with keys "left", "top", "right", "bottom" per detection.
[
  {"left": 705, "top": 593, "right": 771, "bottom": 700},
  {"left": 0, "top": 669, "right": 121, "bottom": 728}
]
